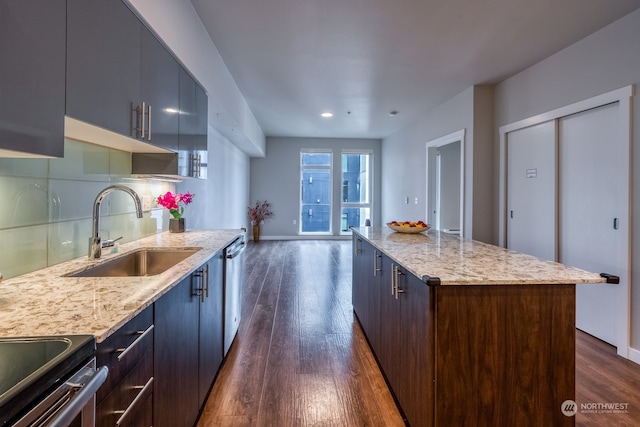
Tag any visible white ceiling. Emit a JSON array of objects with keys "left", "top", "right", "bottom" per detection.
[{"left": 191, "top": 0, "right": 639, "bottom": 140}]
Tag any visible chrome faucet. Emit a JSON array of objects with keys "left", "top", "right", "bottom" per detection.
[{"left": 89, "top": 185, "right": 143, "bottom": 259}]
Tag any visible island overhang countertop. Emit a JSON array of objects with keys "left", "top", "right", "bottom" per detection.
[{"left": 352, "top": 226, "right": 607, "bottom": 286}]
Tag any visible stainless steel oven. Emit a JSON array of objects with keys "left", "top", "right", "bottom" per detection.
[{"left": 0, "top": 335, "right": 108, "bottom": 427}]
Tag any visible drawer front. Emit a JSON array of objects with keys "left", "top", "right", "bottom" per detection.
[
  {"left": 97, "top": 350, "right": 154, "bottom": 427},
  {"left": 97, "top": 306, "right": 154, "bottom": 402}
]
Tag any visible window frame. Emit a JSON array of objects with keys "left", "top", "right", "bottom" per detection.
[
  {"left": 340, "top": 149, "right": 373, "bottom": 235},
  {"left": 299, "top": 149, "right": 333, "bottom": 235}
]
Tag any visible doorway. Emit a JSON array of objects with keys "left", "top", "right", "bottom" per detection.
[{"left": 426, "top": 129, "right": 465, "bottom": 236}]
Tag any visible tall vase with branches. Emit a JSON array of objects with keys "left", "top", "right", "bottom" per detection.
[{"left": 248, "top": 200, "right": 274, "bottom": 242}]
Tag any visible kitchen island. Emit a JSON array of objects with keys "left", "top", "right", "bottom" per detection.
[{"left": 351, "top": 226, "right": 606, "bottom": 427}]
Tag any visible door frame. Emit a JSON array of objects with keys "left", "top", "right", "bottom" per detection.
[
  {"left": 425, "top": 129, "right": 466, "bottom": 237},
  {"left": 498, "top": 85, "right": 633, "bottom": 360}
]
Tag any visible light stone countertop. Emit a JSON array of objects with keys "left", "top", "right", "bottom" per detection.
[
  {"left": 352, "top": 226, "right": 606, "bottom": 286},
  {"left": 0, "top": 229, "right": 244, "bottom": 342}
]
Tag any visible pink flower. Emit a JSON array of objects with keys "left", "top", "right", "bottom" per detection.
[{"left": 156, "top": 191, "right": 194, "bottom": 219}]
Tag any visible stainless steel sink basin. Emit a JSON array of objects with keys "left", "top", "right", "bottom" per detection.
[{"left": 67, "top": 247, "right": 201, "bottom": 277}]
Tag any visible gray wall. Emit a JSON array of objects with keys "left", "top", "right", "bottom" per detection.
[
  {"left": 381, "top": 85, "right": 494, "bottom": 242},
  {"left": 250, "top": 137, "right": 381, "bottom": 239},
  {"left": 494, "top": 9, "right": 640, "bottom": 353}
]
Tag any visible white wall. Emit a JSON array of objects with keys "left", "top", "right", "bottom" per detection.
[
  {"left": 250, "top": 137, "right": 382, "bottom": 239},
  {"left": 494, "top": 9, "right": 640, "bottom": 353},
  {"left": 126, "top": 0, "right": 253, "bottom": 230}
]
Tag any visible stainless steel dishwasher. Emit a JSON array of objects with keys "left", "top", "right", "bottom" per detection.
[{"left": 223, "top": 236, "right": 245, "bottom": 356}]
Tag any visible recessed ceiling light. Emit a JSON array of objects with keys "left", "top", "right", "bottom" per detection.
[{"left": 320, "top": 111, "right": 333, "bottom": 118}]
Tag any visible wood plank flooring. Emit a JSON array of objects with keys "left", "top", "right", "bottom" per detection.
[{"left": 197, "top": 240, "right": 640, "bottom": 427}]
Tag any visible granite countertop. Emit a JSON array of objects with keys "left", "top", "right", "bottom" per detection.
[
  {"left": 352, "top": 226, "right": 606, "bottom": 286},
  {"left": 0, "top": 229, "right": 244, "bottom": 342}
]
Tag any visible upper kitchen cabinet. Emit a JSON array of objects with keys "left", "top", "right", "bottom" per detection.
[
  {"left": 66, "top": 0, "right": 141, "bottom": 138},
  {"left": 0, "top": 0, "right": 66, "bottom": 157},
  {"left": 67, "top": 0, "right": 179, "bottom": 148},
  {"left": 139, "top": 29, "right": 180, "bottom": 149},
  {"left": 178, "top": 68, "right": 208, "bottom": 178}
]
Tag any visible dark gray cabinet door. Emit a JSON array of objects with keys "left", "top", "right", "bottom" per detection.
[
  {"left": 154, "top": 276, "right": 200, "bottom": 427},
  {"left": 195, "top": 82, "right": 208, "bottom": 153},
  {"left": 178, "top": 68, "right": 208, "bottom": 177},
  {"left": 352, "top": 235, "right": 370, "bottom": 333},
  {"left": 0, "top": 0, "right": 65, "bottom": 157},
  {"left": 198, "top": 252, "right": 224, "bottom": 405},
  {"left": 397, "top": 270, "right": 433, "bottom": 427},
  {"left": 66, "top": 0, "right": 141, "bottom": 137},
  {"left": 140, "top": 28, "right": 179, "bottom": 149},
  {"left": 378, "top": 255, "right": 401, "bottom": 391},
  {"left": 178, "top": 67, "right": 196, "bottom": 176}
]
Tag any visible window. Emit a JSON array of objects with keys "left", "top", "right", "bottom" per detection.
[
  {"left": 340, "top": 151, "right": 372, "bottom": 233},
  {"left": 300, "top": 151, "right": 332, "bottom": 233}
]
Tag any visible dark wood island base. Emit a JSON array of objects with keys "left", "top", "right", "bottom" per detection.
[{"left": 351, "top": 227, "right": 603, "bottom": 427}]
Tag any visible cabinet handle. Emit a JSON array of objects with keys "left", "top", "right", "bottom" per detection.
[
  {"left": 147, "top": 104, "right": 151, "bottom": 140},
  {"left": 194, "top": 265, "right": 209, "bottom": 303},
  {"left": 373, "top": 251, "right": 382, "bottom": 276},
  {"left": 395, "top": 268, "right": 405, "bottom": 300},
  {"left": 391, "top": 263, "right": 396, "bottom": 296},
  {"left": 116, "top": 324, "right": 154, "bottom": 361},
  {"left": 114, "top": 376, "right": 154, "bottom": 426},
  {"left": 203, "top": 263, "right": 210, "bottom": 299},
  {"left": 140, "top": 101, "right": 146, "bottom": 140}
]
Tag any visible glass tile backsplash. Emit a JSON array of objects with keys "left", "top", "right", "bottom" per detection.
[{"left": 0, "top": 139, "right": 174, "bottom": 279}]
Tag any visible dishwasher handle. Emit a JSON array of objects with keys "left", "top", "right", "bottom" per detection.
[{"left": 226, "top": 241, "right": 246, "bottom": 259}]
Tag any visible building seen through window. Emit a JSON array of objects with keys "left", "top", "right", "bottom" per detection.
[{"left": 300, "top": 150, "right": 372, "bottom": 234}]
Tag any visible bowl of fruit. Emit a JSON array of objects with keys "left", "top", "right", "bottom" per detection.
[{"left": 387, "top": 220, "right": 430, "bottom": 233}]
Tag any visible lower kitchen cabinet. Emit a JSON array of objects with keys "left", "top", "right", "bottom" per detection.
[
  {"left": 96, "top": 353, "right": 153, "bottom": 427},
  {"left": 96, "top": 305, "right": 154, "bottom": 427},
  {"left": 154, "top": 256, "right": 224, "bottom": 427},
  {"left": 351, "top": 235, "right": 369, "bottom": 332},
  {"left": 354, "top": 238, "right": 435, "bottom": 426},
  {"left": 154, "top": 275, "right": 200, "bottom": 427},
  {"left": 198, "top": 252, "right": 224, "bottom": 406}
]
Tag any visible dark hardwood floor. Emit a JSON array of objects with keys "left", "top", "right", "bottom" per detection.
[{"left": 197, "top": 240, "right": 640, "bottom": 427}]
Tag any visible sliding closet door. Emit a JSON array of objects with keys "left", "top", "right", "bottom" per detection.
[
  {"left": 506, "top": 121, "right": 556, "bottom": 261},
  {"left": 559, "top": 102, "right": 626, "bottom": 347}
]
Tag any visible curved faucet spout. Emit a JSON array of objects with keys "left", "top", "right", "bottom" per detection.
[{"left": 89, "top": 185, "right": 144, "bottom": 259}]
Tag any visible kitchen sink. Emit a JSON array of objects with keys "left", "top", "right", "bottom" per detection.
[{"left": 67, "top": 247, "right": 201, "bottom": 277}]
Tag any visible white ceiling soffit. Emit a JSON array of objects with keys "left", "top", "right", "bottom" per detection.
[{"left": 191, "top": 0, "right": 640, "bottom": 140}]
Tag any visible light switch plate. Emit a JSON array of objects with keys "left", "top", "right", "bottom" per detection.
[{"left": 142, "top": 195, "right": 152, "bottom": 211}]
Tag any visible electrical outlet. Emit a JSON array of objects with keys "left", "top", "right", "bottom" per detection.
[
  {"left": 293, "top": 219, "right": 297, "bottom": 225},
  {"left": 142, "top": 195, "right": 152, "bottom": 211},
  {"left": 414, "top": 197, "right": 419, "bottom": 205}
]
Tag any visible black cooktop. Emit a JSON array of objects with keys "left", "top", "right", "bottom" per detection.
[{"left": 0, "top": 335, "right": 95, "bottom": 425}]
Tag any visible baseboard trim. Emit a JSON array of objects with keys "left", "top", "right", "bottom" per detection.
[
  {"left": 628, "top": 347, "right": 640, "bottom": 365},
  {"left": 251, "top": 235, "right": 351, "bottom": 241}
]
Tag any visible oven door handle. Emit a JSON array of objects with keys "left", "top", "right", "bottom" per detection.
[{"left": 48, "top": 366, "right": 109, "bottom": 427}]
